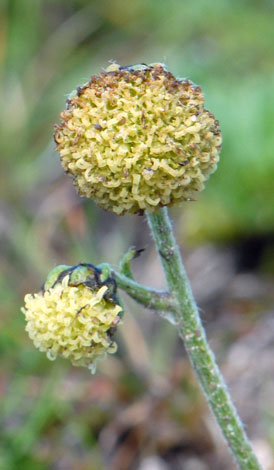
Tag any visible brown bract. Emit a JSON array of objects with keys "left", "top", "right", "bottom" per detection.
[{"left": 54, "top": 63, "right": 221, "bottom": 215}]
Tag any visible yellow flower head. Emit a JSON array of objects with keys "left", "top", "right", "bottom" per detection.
[
  {"left": 54, "top": 63, "right": 221, "bottom": 215},
  {"left": 22, "top": 264, "right": 122, "bottom": 370}
]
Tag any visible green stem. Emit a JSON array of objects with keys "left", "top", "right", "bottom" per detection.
[
  {"left": 146, "top": 207, "right": 263, "bottom": 470},
  {"left": 113, "top": 270, "right": 176, "bottom": 314}
]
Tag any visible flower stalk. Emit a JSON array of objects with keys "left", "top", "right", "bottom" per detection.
[
  {"left": 145, "top": 207, "right": 263, "bottom": 470},
  {"left": 113, "top": 270, "right": 176, "bottom": 314}
]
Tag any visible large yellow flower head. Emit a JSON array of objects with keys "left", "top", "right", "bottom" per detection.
[
  {"left": 22, "top": 264, "right": 122, "bottom": 370},
  {"left": 54, "top": 63, "right": 221, "bottom": 215}
]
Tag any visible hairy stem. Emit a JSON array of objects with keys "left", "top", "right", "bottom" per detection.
[
  {"left": 113, "top": 270, "right": 176, "bottom": 314},
  {"left": 146, "top": 207, "right": 263, "bottom": 470}
]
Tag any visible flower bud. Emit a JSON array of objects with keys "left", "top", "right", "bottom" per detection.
[
  {"left": 54, "top": 63, "right": 221, "bottom": 215},
  {"left": 22, "top": 264, "right": 122, "bottom": 370}
]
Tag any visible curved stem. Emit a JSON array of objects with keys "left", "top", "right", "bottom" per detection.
[
  {"left": 119, "top": 247, "right": 145, "bottom": 279},
  {"left": 113, "top": 270, "right": 176, "bottom": 314},
  {"left": 146, "top": 207, "right": 263, "bottom": 470}
]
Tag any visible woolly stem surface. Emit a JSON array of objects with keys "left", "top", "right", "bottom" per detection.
[
  {"left": 145, "top": 207, "right": 263, "bottom": 470},
  {"left": 114, "top": 270, "right": 176, "bottom": 314}
]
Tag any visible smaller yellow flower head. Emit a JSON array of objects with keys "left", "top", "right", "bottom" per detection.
[
  {"left": 54, "top": 63, "right": 221, "bottom": 215},
  {"left": 22, "top": 265, "right": 122, "bottom": 370}
]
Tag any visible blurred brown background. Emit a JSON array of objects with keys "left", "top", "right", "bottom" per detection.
[{"left": 1, "top": 1, "right": 274, "bottom": 469}]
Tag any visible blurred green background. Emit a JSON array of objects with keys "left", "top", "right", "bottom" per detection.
[{"left": 1, "top": 1, "right": 274, "bottom": 469}]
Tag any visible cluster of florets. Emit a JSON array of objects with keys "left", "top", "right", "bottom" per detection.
[
  {"left": 54, "top": 63, "right": 221, "bottom": 215},
  {"left": 22, "top": 63, "right": 222, "bottom": 371},
  {"left": 22, "top": 265, "right": 122, "bottom": 370}
]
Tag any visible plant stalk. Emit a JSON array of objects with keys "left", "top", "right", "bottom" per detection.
[
  {"left": 114, "top": 270, "right": 176, "bottom": 314},
  {"left": 146, "top": 207, "right": 263, "bottom": 470}
]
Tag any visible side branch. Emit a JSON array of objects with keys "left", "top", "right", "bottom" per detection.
[{"left": 113, "top": 270, "right": 176, "bottom": 314}]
